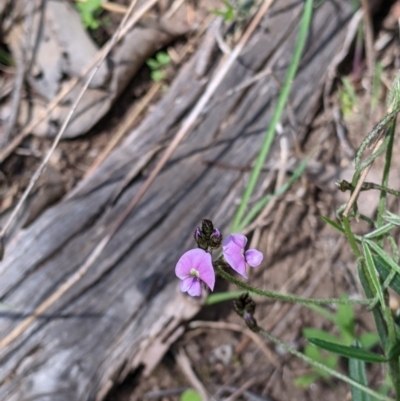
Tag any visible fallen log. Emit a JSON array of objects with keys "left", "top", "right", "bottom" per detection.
[{"left": 0, "top": 1, "right": 354, "bottom": 400}]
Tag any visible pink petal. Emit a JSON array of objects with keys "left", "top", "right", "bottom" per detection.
[
  {"left": 194, "top": 252, "right": 215, "bottom": 290},
  {"left": 223, "top": 251, "right": 247, "bottom": 278},
  {"left": 180, "top": 277, "right": 202, "bottom": 297},
  {"left": 175, "top": 248, "right": 208, "bottom": 279},
  {"left": 223, "top": 234, "right": 247, "bottom": 251},
  {"left": 199, "top": 266, "right": 215, "bottom": 291},
  {"left": 245, "top": 249, "right": 263, "bottom": 267},
  {"left": 187, "top": 280, "right": 202, "bottom": 297}
]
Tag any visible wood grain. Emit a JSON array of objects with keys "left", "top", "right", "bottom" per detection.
[{"left": 0, "top": 1, "right": 353, "bottom": 400}]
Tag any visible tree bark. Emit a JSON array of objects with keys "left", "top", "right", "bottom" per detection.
[{"left": 0, "top": 1, "right": 353, "bottom": 400}]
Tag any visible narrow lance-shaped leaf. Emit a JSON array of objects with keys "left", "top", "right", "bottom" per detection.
[
  {"left": 308, "top": 338, "right": 387, "bottom": 363},
  {"left": 349, "top": 341, "right": 371, "bottom": 401}
]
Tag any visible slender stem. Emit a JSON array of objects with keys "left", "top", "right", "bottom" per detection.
[
  {"left": 216, "top": 267, "right": 372, "bottom": 306},
  {"left": 231, "top": 0, "right": 313, "bottom": 231},
  {"left": 378, "top": 120, "right": 396, "bottom": 227},
  {"left": 257, "top": 327, "right": 394, "bottom": 401},
  {"left": 342, "top": 216, "right": 362, "bottom": 259}
]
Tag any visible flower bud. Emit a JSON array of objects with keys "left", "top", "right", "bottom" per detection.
[
  {"left": 209, "top": 228, "right": 222, "bottom": 249},
  {"left": 234, "top": 293, "right": 258, "bottom": 332},
  {"left": 201, "top": 219, "right": 214, "bottom": 238},
  {"left": 194, "top": 227, "right": 208, "bottom": 250}
]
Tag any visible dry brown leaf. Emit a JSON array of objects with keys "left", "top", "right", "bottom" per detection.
[{"left": 2, "top": 0, "right": 190, "bottom": 138}]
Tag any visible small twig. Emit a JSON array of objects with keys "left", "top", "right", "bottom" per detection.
[
  {"left": 0, "top": 0, "right": 159, "bottom": 242},
  {"left": 164, "top": 0, "right": 186, "bottom": 19},
  {"left": 202, "top": 68, "right": 272, "bottom": 113},
  {"left": 176, "top": 347, "right": 209, "bottom": 401},
  {"left": 0, "top": 0, "right": 158, "bottom": 347},
  {"left": 101, "top": 2, "right": 128, "bottom": 14},
  {"left": 86, "top": 14, "right": 212, "bottom": 177},
  {"left": 0, "top": 0, "right": 160, "bottom": 164},
  {"left": 0, "top": 0, "right": 274, "bottom": 347},
  {"left": 84, "top": 81, "right": 162, "bottom": 177},
  {"left": 189, "top": 321, "right": 279, "bottom": 368},
  {"left": 224, "top": 377, "right": 258, "bottom": 401},
  {"left": 359, "top": 0, "right": 375, "bottom": 84},
  {"left": 342, "top": 134, "right": 385, "bottom": 217},
  {"left": 121, "top": 0, "right": 276, "bottom": 233}
]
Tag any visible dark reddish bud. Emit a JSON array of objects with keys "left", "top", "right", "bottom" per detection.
[
  {"left": 209, "top": 228, "right": 222, "bottom": 249},
  {"left": 201, "top": 219, "right": 214, "bottom": 238}
]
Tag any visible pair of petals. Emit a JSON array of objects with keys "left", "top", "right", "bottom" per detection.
[
  {"left": 222, "top": 234, "right": 263, "bottom": 278},
  {"left": 175, "top": 248, "right": 215, "bottom": 297},
  {"left": 176, "top": 234, "right": 264, "bottom": 297}
]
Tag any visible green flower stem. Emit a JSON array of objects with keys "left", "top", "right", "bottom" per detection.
[
  {"left": 230, "top": 0, "right": 313, "bottom": 232},
  {"left": 258, "top": 327, "right": 394, "bottom": 401},
  {"left": 238, "top": 156, "right": 309, "bottom": 231},
  {"left": 342, "top": 216, "right": 362, "bottom": 260},
  {"left": 378, "top": 120, "right": 396, "bottom": 228},
  {"left": 215, "top": 267, "right": 372, "bottom": 306}
]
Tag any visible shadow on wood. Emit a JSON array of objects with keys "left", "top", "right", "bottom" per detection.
[{"left": 0, "top": 1, "right": 353, "bottom": 400}]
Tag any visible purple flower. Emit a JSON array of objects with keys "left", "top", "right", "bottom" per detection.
[
  {"left": 175, "top": 249, "right": 215, "bottom": 297},
  {"left": 222, "top": 234, "right": 263, "bottom": 278}
]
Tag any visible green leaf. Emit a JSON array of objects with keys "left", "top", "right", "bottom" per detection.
[
  {"left": 387, "top": 69, "right": 400, "bottom": 111},
  {"left": 230, "top": 0, "right": 313, "bottom": 231},
  {"left": 238, "top": 156, "right": 309, "bottom": 230},
  {"left": 359, "top": 332, "right": 380, "bottom": 350},
  {"left": 303, "top": 328, "right": 341, "bottom": 344},
  {"left": 304, "top": 344, "right": 337, "bottom": 378},
  {"left": 367, "top": 240, "right": 400, "bottom": 295},
  {"left": 336, "top": 302, "right": 355, "bottom": 340},
  {"left": 364, "top": 223, "right": 395, "bottom": 239},
  {"left": 362, "top": 241, "right": 385, "bottom": 308},
  {"left": 373, "top": 256, "right": 400, "bottom": 294},
  {"left": 151, "top": 70, "right": 165, "bottom": 82},
  {"left": 206, "top": 291, "right": 247, "bottom": 305},
  {"left": 321, "top": 216, "right": 345, "bottom": 234},
  {"left": 211, "top": 0, "right": 235, "bottom": 22},
  {"left": 387, "top": 340, "right": 400, "bottom": 360},
  {"left": 76, "top": 0, "right": 102, "bottom": 29},
  {"left": 305, "top": 304, "right": 336, "bottom": 323},
  {"left": 349, "top": 342, "right": 371, "bottom": 401},
  {"left": 180, "top": 389, "right": 202, "bottom": 401},
  {"left": 340, "top": 76, "right": 359, "bottom": 116},
  {"left": 146, "top": 58, "right": 160, "bottom": 70},
  {"left": 383, "top": 211, "right": 400, "bottom": 227},
  {"left": 294, "top": 373, "right": 320, "bottom": 388},
  {"left": 358, "top": 264, "right": 388, "bottom": 346},
  {"left": 0, "top": 49, "right": 14, "bottom": 66},
  {"left": 308, "top": 338, "right": 387, "bottom": 363},
  {"left": 156, "top": 51, "right": 171, "bottom": 66}
]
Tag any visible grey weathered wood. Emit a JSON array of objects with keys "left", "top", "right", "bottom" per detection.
[{"left": 0, "top": 1, "right": 353, "bottom": 400}]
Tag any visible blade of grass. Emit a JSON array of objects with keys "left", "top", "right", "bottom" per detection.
[
  {"left": 363, "top": 240, "right": 397, "bottom": 348},
  {"left": 362, "top": 241, "right": 385, "bottom": 309},
  {"left": 349, "top": 341, "right": 372, "bottom": 401},
  {"left": 238, "top": 156, "right": 309, "bottom": 231},
  {"left": 230, "top": 0, "right": 313, "bottom": 232}
]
